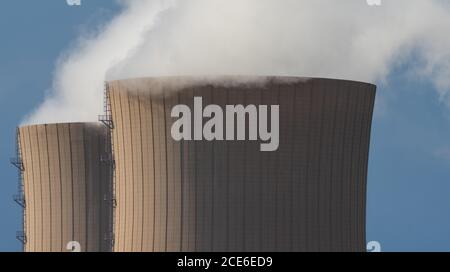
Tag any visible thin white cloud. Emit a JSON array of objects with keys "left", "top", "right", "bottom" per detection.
[{"left": 434, "top": 147, "right": 450, "bottom": 163}]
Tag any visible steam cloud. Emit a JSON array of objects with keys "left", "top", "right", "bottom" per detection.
[{"left": 23, "top": 0, "right": 450, "bottom": 124}]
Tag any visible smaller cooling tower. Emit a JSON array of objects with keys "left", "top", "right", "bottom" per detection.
[{"left": 17, "top": 123, "right": 113, "bottom": 252}]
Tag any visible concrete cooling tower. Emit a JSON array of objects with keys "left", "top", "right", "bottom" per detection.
[
  {"left": 106, "top": 76, "right": 376, "bottom": 252},
  {"left": 16, "top": 123, "right": 113, "bottom": 252}
]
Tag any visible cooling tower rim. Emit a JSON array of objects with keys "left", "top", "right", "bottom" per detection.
[
  {"left": 18, "top": 122, "right": 104, "bottom": 130},
  {"left": 106, "top": 75, "right": 377, "bottom": 89}
]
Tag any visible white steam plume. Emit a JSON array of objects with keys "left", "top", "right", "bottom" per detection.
[{"left": 23, "top": 0, "right": 450, "bottom": 124}]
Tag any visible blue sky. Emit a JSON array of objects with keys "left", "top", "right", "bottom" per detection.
[{"left": 1, "top": 1, "right": 449, "bottom": 252}]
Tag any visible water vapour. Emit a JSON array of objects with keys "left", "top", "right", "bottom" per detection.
[{"left": 23, "top": 0, "right": 450, "bottom": 124}]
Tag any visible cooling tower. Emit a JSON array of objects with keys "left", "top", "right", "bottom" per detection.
[
  {"left": 107, "top": 76, "right": 376, "bottom": 252},
  {"left": 17, "top": 123, "right": 113, "bottom": 252}
]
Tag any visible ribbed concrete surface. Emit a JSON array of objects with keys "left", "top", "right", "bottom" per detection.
[
  {"left": 108, "top": 76, "right": 376, "bottom": 252},
  {"left": 19, "top": 123, "right": 113, "bottom": 252}
]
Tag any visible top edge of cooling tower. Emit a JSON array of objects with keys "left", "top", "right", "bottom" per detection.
[
  {"left": 18, "top": 122, "right": 104, "bottom": 130},
  {"left": 106, "top": 75, "right": 377, "bottom": 90}
]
